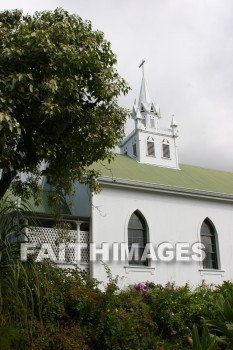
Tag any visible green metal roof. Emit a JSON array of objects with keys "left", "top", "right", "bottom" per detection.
[
  {"left": 27, "top": 190, "right": 72, "bottom": 215},
  {"left": 93, "top": 154, "right": 233, "bottom": 197}
]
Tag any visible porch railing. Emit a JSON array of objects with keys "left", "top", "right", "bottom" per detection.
[{"left": 26, "top": 226, "right": 90, "bottom": 274}]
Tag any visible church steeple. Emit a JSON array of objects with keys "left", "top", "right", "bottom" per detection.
[
  {"left": 132, "top": 61, "right": 160, "bottom": 130},
  {"left": 138, "top": 76, "right": 152, "bottom": 112},
  {"left": 121, "top": 62, "right": 179, "bottom": 169}
]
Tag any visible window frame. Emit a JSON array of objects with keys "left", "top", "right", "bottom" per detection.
[
  {"left": 200, "top": 218, "right": 220, "bottom": 270},
  {"left": 128, "top": 211, "right": 148, "bottom": 266},
  {"left": 146, "top": 137, "right": 155, "bottom": 157},
  {"left": 162, "top": 139, "right": 170, "bottom": 158}
]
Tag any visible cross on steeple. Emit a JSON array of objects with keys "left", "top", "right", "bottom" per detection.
[{"left": 139, "top": 59, "right": 145, "bottom": 77}]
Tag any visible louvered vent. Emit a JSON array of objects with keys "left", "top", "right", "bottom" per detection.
[
  {"left": 163, "top": 144, "right": 170, "bottom": 158},
  {"left": 147, "top": 141, "right": 155, "bottom": 156}
]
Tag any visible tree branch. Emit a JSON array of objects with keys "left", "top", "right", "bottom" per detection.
[{"left": 0, "top": 171, "right": 16, "bottom": 200}]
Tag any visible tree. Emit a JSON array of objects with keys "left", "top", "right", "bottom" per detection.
[{"left": 0, "top": 8, "right": 129, "bottom": 202}]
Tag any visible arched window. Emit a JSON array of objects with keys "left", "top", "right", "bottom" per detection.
[
  {"left": 162, "top": 139, "right": 170, "bottom": 158},
  {"left": 200, "top": 218, "right": 219, "bottom": 269},
  {"left": 147, "top": 137, "right": 155, "bottom": 156},
  {"left": 128, "top": 211, "right": 148, "bottom": 266}
]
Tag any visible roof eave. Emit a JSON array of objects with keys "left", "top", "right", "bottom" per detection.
[
  {"left": 98, "top": 176, "right": 233, "bottom": 202},
  {"left": 25, "top": 211, "right": 90, "bottom": 222}
]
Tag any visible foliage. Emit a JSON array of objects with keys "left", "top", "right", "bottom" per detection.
[
  {"left": 0, "top": 323, "right": 27, "bottom": 350},
  {"left": 2, "top": 257, "right": 233, "bottom": 349},
  {"left": 1, "top": 261, "right": 159, "bottom": 349},
  {"left": 0, "top": 195, "right": 29, "bottom": 267},
  {"left": 190, "top": 323, "right": 219, "bottom": 350},
  {"left": 214, "top": 280, "right": 233, "bottom": 299},
  {"left": 143, "top": 281, "right": 215, "bottom": 347},
  {"left": 206, "top": 292, "right": 233, "bottom": 349},
  {"left": 0, "top": 8, "right": 130, "bottom": 202}
]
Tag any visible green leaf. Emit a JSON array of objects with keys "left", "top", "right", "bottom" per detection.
[{"left": 0, "top": 8, "right": 129, "bottom": 202}]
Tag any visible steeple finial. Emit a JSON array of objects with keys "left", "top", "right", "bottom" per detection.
[
  {"left": 170, "top": 114, "right": 178, "bottom": 127},
  {"left": 139, "top": 59, "right": 145, "bottom": 77}
]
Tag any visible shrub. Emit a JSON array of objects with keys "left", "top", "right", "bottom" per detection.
[
  {"left": 141, "top": 281, "right": 215, "bottom": 347},
  {"left": 206, "top": 292, "right": 233, "bottom": 349},
  {"left": 191, "top": 323, "right": 219, "bottom": 350}
]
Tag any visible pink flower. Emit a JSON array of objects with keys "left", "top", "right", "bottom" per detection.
[
  {"left": 134, "top": 283, "right": 151, "bottom": 294},
  {"left": 134, "top": 283, "right": 146, "bottom": 290}
]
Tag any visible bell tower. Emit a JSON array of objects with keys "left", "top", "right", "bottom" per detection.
[{"left": 120, "top": 61, "right": 179, "bottom": 169}]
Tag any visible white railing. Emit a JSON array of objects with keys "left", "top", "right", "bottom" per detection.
[{"left": 26, "top": 226, "right": 90, "bottom": 274}]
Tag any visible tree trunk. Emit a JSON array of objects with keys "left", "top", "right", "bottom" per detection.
[{"left": 0, "top": 172, "right": 15, "bottom": 201}]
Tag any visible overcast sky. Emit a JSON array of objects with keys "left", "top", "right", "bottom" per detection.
[{"left": 1, "top": 0, "right": 233, "bottom": 171}]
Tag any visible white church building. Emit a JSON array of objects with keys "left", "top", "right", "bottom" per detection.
[{"left": 29, "top": 70, "right": 233, "bottom": 288}]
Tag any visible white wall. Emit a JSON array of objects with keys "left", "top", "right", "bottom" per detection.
[{"left": 91, "top": 184, "right": 233, "bottom": 288}]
